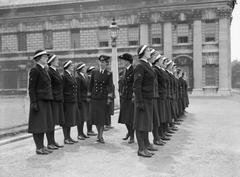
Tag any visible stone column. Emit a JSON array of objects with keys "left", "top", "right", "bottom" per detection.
[
  {"left": 163, "top": 22, "right": 172, "bottom": 59},
  {"left": 140, "top": 24, "right": 149, "bottom": 45},
  {"left": 218, "top": 17, "right": 231, "bottom": 95},
  {"left": 192, "top": 20, "right": 203, "bottom": 95}
]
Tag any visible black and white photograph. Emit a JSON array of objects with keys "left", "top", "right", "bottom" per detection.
[{"left": 0, "top": 0, "right": 239, "bottom": 176}]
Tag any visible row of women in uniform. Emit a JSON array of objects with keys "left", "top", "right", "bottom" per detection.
[
  {"left": 28, "top": 49, "right": 114, "bottom": 155},
  {"left": 118, "top": 44, "right": 189, "bottom": 157}
]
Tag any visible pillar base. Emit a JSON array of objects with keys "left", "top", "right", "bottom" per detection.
[
  {"left": 191, "top": 88, "right": 203, "bottom": 96},
  {"left": 217, "top": 88, "right": 232, "bottom": 96}
]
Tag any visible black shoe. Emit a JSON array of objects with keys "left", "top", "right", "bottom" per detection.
[
  {"left": 167, "top": 130, "right": 175, "bottom": 134},
  {"left": 122, "top": 133, "right": 130, "bottom": 140},
  {"left": 64, "top": 139, "right": 74, "bottom": 145},
  {"left": 77, "top": 135, "right": 85, "bottom": 140},
  {"left": 47, "top": 144, "right": 59, "bottom": 150},
  {"left": 54, "top": 142, "right": 64, "bottom": 148},
  {"left": 87, "top": 131, "right": 97, "bottom": 136},
  {"left": 147, "top": 145, "right": 158, "bottom": 151},
  {"left": 69, "top": 138, "right": 78, "bottom": 143},
  {"left": 105, "top": 125, "right": 114, "bottom": 129},
  {"left": 128, "top": 138, "right": 135, "bottom": 144},
  {"left": 36, "top": 148, "right": 49, "bottom": 155},
  {"left": 165, "top": 133, "right": 172, "bottom": 137},
  {"left": 43, "top": 147, "right": 53, "bottom": 153},
  {"left": 97, "top": 138, "right": 105, "bottom": 144},
  {"left": 174, "top": 122, "right": 181, "bottom": 125},
  {"left": 153, "top": 140, "right": 165, "bottom": 146},
  {"left": 137, "top": 150, "right": 152, "bottom": 158},
  {"left": 83, "top": 134, "right": 90, "bottom": 138},
  {"left": 161, "top": 136, "right": 171, "bottom": 141}
]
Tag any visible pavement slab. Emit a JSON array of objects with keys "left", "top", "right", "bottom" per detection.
[{"left": 1, "top": 96, "right": 240, "bottom": 177}]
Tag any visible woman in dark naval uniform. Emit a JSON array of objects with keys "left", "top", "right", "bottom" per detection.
[
  {"left": 62, "top": 60, "right": 80, "bottom": 144},
  {"left": 88, "top": 55, "right": 113, "bottom": 144},
  {"left": 47, "top": 54, "right": 64, "bottom": 149},
  {"left": 76, "top": 62, "right": 90, "bottom": 140},
  {"left": 118, "top": 53, "right": 135, "bottom": 144},
  {"left": 28, "top": 49, "right": 54, "bottom": 155},
  {"left": 133, "top": 45, "right": 158, "bottom": 158}
]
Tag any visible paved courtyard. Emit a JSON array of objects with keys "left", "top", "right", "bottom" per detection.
[{"left": 1, "top": 96, "right": 240, "bottom": 177}]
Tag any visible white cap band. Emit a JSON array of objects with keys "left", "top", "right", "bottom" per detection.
[
  {"left": 64, "top": 60, "right": 72, "bottom": 68},
  {"left": 34, "top": 50, "right": 47, "bottom": 59},
  {"left": 139, "top": 45, "right": 148, "bottom": 55},
  {"left": 76, "top": 64, "right": 86, "bottom": 71},
  {"left": 47, "top": 54, "right": 56, "bottom": 64}
]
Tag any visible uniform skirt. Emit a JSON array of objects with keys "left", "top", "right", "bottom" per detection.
[
  {"left": 158, "top": 99, "right": 167, "bottom": 123},
  {"left": 153, "top": 99, "right": 160, "bottom": 127},
  {"left": 133, "top": 99, "right": 153, "bottom": 132},
  {"left": 165, "top": 99, "right": 172, "bottom": 123},
  {"left": 52, "top": 101, "right": 65, "bottom": 126},
  {"left": 90, "top": 99, "right": 108, "bottom": 126},
  {"left": 79, "top": 101, "right": 89, "bottom": 122},
  {"left": 28, "top": 100, "right": 54, "bottom": 133},
  {"left": 63, "top": 102, "right": 80, "bottom": 127},
  {"left": 118, "top": 98, "right": 134, "bottom": 125}
]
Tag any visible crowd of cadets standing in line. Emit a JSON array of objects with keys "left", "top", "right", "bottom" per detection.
[{"left": 28, "top": 45, "right": 189, "bottom": 157}]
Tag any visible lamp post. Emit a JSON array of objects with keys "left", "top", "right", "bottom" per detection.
[{"left": 109, "top": 18, "right": 120, "bottom": 107}]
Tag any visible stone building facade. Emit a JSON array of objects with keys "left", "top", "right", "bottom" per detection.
[{"left": 0, "top": 0, "right": 235, "bottom": 95}]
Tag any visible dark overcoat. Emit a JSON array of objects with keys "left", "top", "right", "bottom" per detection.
[
  {"left": 62, "top": 71, "right": 80, "bottom": 127},
  {"left": 28, "top": 64, "right": 54, "bottom": 133},
  {"left": 76, "top": 73, "right": 90, "bottom": 122},
  {"left": 133, "top": 60, "right": 155, "bottom": 132},
  {"left": 88, "top": 69, "right": 113, "bottom": 126},
  {"left": 118, "top": 65, "right": 134, "bottom": 125},
  {"left": 153, "top": 66, "right": 168, "bottom": 123},
  {"left": 48, "top": 67, "right": 65, "bottom": 126}
]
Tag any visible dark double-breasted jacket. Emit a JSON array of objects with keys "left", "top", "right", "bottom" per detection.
[
  {"left": 119, "top": 65, "right": 134, "bottom": 100},
  {"left": 62, "top": 71, "right": 78, "bottom": 103},
  {"left": 48, "top": 67, "right": 63, "bottom": 102},
  {"left": 88, "top": 69, "right": 113, "bottom": 100},
  {"left": 29, "top": 64, "right": 53, "bottom": 103},
  {"left": 133, "top": 60, "right": 155, "bottom": 102},
  {"left": 153, "top": 66, "right": 169, "bottom": 100},
  {"left": 76, "top": 73, "right": 89, "bottom": 102}
]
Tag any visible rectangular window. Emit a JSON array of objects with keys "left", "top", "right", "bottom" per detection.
[
  {"left": 17, "top": 32, "right": 27, "bottom": 51},
  {"left": 151, "top": 23, "right": 162, "bottom": 45},
  {"left": 71, "top": 29, "right": 80, "bottom": 49},
  {"left": 205, "top": 21, "right": 217, "bottom": 42},
  {"left": 177, "top": 24, "right": 189, "bottom": 44},
  {"left": 205, "top": 65, "right": 217, "bottom": 86},
  {"left": 43, "top": 30, "right": 53, "bottom": 49},
  {"left": 98, "top": 27, "right": 109, "bottom": 47},
  {"left": 18, "top": 71, "right": 27, "bottom": 89},
  {"left": 178, "top": 36, "right": 188, "bottom": 43},
  {"left": 128, "top": 26, "right": 139, "bottom": 46}
]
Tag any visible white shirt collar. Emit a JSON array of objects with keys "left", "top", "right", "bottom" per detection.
[
  {"left": 80, "top": 72, "right": 85, "bottom": 77},
  {"left": 126, "top": 64, "right": 132, "bottom": 70},
  {"left": 50, "top": 66, "right": 56, "bottom": 71},
  {"left": 66, "top": 70, "right": 72, "bottom": 75},
  {"left": 37, "top": 63, "right": 45, "bottom": 69},
  {"left": 140, "top": 58, "right": 148, "bottom": 63}
]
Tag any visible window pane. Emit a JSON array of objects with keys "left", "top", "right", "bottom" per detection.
[
  {"left": 128, "top": 41, "right": 138, "bottom": 46},
  {"left": 128, "top": 26, "right": 139, "bottom": 41},
  {"left": 152, "top": 38, "right": 161, "bottom": 45},
  {"left": 71, "top": 29, "right": 80, "bottom": 49},
  {"left": 178, "top": 36, "right": 188, "bottom": 43},
  {"left": 205, "top": 21, "right": 217, "bottom": 42},
  {"left": 205, "top": 65, "right": 217, "bottom": 86},
  {"left": 43, "top": 31, "right": 53, "bottom": 49},
  {"left": 18, "top": 32, "right": 27, "bottom": 51},
  {"left": 99, "top": 41, "right": 109, "bottom": 47},
  {"left": 98, "top": 28, "right": 109, "bottom": 41},
  {"left": 177, "top": 24, "right": 189, "bottom": 36}
]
